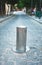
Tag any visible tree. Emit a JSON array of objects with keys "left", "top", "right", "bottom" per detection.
[{"left": 17, "top": 0, "right": 24, "bottom": 9}]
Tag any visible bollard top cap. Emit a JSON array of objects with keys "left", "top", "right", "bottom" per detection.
[{"left": 17, "top": 26, "right": 27, "bottom": 28}]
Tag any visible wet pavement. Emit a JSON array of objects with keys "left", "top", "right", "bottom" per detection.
[{"left": 0, "top": 12, "right": 42, "bottom": 65}]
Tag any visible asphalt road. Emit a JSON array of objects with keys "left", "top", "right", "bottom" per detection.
[{"left": 0, "top": 13, "right": 42, "bottom": 65}]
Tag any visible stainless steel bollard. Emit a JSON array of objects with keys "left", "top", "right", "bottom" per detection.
[{"left": 16, "top": 26, "right": 27, "bottom": 53}]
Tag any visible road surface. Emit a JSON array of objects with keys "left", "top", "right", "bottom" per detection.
[{"left": 0, "top": 12, "right": 42, "bottom": 65}]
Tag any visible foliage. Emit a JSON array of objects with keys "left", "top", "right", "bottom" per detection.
[{"left": 17, "top": 0, "right": 25, "bottom": 9}]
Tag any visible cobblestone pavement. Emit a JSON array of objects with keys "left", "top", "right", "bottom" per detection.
[{"left": 0, "top": 13, "right": 42, "bottom": 65}]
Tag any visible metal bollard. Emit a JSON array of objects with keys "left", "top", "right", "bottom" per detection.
[{"left": 16, "top": 26, "right": 27, "bottom": 53}]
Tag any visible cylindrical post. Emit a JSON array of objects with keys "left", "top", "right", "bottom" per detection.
[{"left": 16, "top": 26, "right": 27, "bottom": 53}]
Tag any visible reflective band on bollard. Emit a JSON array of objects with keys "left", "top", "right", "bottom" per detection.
[{"left": 16, "top": 26, "right": 27, "bottom": 53}]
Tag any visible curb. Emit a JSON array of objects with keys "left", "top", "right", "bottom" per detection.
[
  {"left": 0, "top": 15, "right": 14, "bottom": 23},
  {"left": 29, "top": 15, "right": 42, "bottom": 24},
  {"left": 28, "top": 15, "right": 42, "bottom": 24}
]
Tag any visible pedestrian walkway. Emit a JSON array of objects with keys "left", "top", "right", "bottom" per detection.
[
  {"left": 0, "top": 15, "right": 13, "bottom": 23},
  {"left": 30, "top": 15, "right": 42, "bottom": 24}
]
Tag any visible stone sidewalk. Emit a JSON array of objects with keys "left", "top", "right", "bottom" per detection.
[
  {"left": 29, "top": 15, "right": 42, "bottom": 24},
  {"left": 0, "top": 15, "right": 13, "bottom": 23}
]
